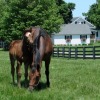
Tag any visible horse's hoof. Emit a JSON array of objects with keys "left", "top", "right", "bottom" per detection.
[
  {"left": 28, "top": 86, "right": 35, "bottom": 92},
  {"left": 37, "top": 83, "right": 41, "bottom": 90},
  {"left": 47, "top": 82, "right": 50, "bottom": 87}
]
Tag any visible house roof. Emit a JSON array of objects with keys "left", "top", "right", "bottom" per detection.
[
  {"left": 71, "top": 17, "right": 79, "bottom": 22},
  {"left": 71, "top": 17, "right": 96, "bottom": 29},
  {"left": 56, "top": 24, "right": 91, "bottom": 35}
]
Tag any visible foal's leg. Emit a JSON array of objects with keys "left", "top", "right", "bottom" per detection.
[
  {"left": 16, "top": 60, "right": 22, "bottom": 87},
  {"left": 45, "top": 58, "right": 51, "bottom": 87},
  {"left": 24, "top": 62, "right": 29, "bottom": 87},
  {"left": 10, "top": 58, "right": 15, "bottom": 85}
]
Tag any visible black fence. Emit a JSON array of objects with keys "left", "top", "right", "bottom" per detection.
[{"left": 53, "top": 46, "right": 100, "bottom": 59}]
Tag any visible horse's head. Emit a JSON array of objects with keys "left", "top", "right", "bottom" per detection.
[
  {"left": 28, "top": 49, "right": 41, "bottom": 91},
  {"left": 28, "top": 64, "right": 40, "bottom": 91}
]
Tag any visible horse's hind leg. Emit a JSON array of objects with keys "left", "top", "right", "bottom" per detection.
[
  {"left": 16, "top": 61, "right": 22, "bottom": 87},
  {"left": 45, "top": 58, "right": 51, "bottom": 87}
]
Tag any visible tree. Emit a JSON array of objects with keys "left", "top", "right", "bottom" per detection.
[
  {"left": 83, "top": 2, "right": 100, "bottom": 29},
  {"left": 0, "top": 0, "right": 75, "bottom": 45},
  {"left": 56, "top": 0, "right": 75, "bottom": 23},
  {"left": 0, "top": 0, "right": 10, "bottom": 41},
  {"left": 2, "top": 0, "right": 63, "bottom": 44}
]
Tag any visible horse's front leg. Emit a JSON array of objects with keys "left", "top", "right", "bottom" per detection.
[
  {"left": 16, "top": 60, "right": 22, "bottom": 87},
  {"left": 45, "top": 59, "right": 50, "bottom": 87}
]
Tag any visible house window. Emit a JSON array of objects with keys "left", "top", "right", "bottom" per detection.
[
  {"left": 80, "top": 35, "right": 87, "bottom": 42},
  {"left": 78, "top": 21, "right": 81, "bottom": 24},
  {"left": 90, "top": 31, "right": 95, "bottom": 39},
  {"left": 65, "top": 35, "right": 72, "bottom": 42},
  {"left": 96, "top": 32, "right": 98, "bottom": 37}
]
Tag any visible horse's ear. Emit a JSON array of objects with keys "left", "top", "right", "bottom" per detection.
[
  {"left": 30, "top": 26, "right": 36, "bottom": 34},
  {"left": 23, "top": 28, "right": 31, "bottom": 35}
]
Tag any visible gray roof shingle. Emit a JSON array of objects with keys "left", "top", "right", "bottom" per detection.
[{"left": 58, "top": 24, "right": 91, "bottom": 35}]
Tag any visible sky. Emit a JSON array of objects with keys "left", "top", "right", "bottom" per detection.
[{"left": 64, "top": 0, "right": 96, "bottom": 18}]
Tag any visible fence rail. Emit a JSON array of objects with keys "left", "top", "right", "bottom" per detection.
[{"left": 53, "top": 46, "right": 100, "bottom": 59}]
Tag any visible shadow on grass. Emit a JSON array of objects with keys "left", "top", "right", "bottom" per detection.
[
  {"left": 10, "top": 80, "right": 48, "bottom": 91},
  {"left": 36, "top": 82, "right": 48, "bottom": 91}
]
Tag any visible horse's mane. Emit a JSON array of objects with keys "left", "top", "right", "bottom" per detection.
[
  {"left": 31, "top": 27, "right": 47, "bottom": 73},
  {"left": 40, "top": 27, "right": 47, "bottom": 37},
  {"left": 32, "top": 48, "right": 40, "bottom": 73}
]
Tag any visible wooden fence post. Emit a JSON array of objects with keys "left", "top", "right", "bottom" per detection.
[
  {"left": 93, "top": 46, "right": 95, "bottom": 59},
  {"left": 57, "top": 47, "right": 59, "bottom": 57},
  {"left": 69, "top": 47, "right": 71, "bottom": 59},
  {"left": 52, "top": 47, "right": 54, "bottom": 57},
  {"left": 75, "top": 47, "right": 78, "bottom": 59},
  {"left": 83, "top": 47, "right": 85, "bottom": 59},
  {"left": 62, "top": 47, "right": 65, "bottom": 57}
]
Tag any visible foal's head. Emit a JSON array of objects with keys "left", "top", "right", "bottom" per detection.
[
  {"left": 23, "top": 29, "right": 33, "bottom": 45},
  {"left": 23, "top": 27, "right": 39, "bottom": 45}
]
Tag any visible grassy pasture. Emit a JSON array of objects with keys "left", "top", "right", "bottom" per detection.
[{"left": 0, "top": 49, "right": 100, "bottom": 100}]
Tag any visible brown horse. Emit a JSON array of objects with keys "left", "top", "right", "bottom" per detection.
[
  {"left": 23, "top": 26, "right": 53, "bottom": 91},
  {"left": 9, "top": 40, "right": 32, "bottom": 87}
]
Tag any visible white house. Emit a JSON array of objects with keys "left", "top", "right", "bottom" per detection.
[{"left": 51, "top": 17, "right": 98, "bottom": 46}]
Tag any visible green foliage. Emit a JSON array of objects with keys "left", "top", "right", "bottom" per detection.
[
  {"left": 0, "top": 0, "right": 63, "bottom": 44},
  {"left": 56, "top": 0, "right": 75, "bottom": 24},
  {"left": 84, "top": 2, "right": 100, "bottom": 29},
  {"left": 0, "top": 0, "right": 75, "bottom": 44}
]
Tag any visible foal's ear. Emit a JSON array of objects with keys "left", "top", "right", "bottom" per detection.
[{"left": 30, "top": 27, "right": 36, "bottom": 34}]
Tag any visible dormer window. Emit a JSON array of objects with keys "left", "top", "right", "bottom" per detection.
[{"left": 84, "top": 21, "right": 86, "bottom": 24}]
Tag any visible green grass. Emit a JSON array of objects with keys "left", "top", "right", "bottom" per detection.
[{"left": 0, "top": 49, "right": 100, "bottom": 100}]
